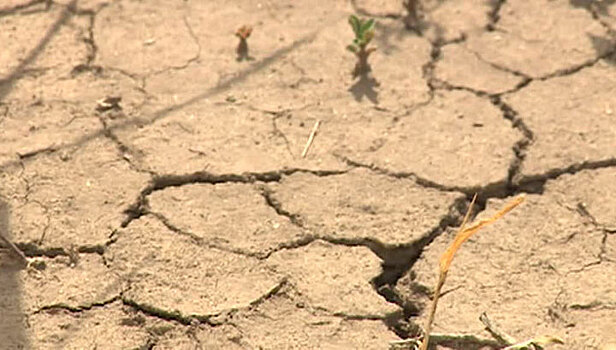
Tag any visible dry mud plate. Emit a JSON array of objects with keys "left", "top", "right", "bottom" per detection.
[{"left": 1, "top": 1, "right": 616, "bottom": 349}]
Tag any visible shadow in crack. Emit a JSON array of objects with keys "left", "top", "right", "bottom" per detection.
[
  {"left": 349, "top": 73, "right": 380, "bottom": 104},
  {"left": 401, "top": 0, "right": 449, "bottom": 36},
  {"left": 570, "top": 0, "right": 616, "bottom": 16},
  {"left": 571, "top": 0, "right": 616, "bottom": 65},
  {"left": 588, "top": 33, "right": 616, "bottom": 65},
  {"left": 0, "top": 198, "right": 29, "bottom": 349},
  {"left": 0, "top": 0, "right": 75, "bottom": 101},
  {"left": 0, "top": 29, "right": 319, "bottom": 172}
]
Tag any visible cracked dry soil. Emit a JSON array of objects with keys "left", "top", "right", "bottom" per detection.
[{"left": 0, "top": 0, "right": 615, "bottom": 349}]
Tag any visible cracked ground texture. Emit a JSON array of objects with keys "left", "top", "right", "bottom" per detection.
[{"left": 0, "top": 0, "right": 615, "bottom": 349}]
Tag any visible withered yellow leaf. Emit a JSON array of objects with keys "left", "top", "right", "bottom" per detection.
[
  {"left": 440, "top": 195, "right": 525, "bottom": 273},
  {"left": 503, "top": 335, "right": 564, "bottom": 349}
]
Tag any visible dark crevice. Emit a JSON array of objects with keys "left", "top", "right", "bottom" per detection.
[
  {"left": 509, "top": 76, "right": 534, "bottom": 92},
  {"left": 33, "top": 295, "right": 120, "bottom": 315},
  {"left": 538, "top": 45, "right": 616, "bottom": 81},
  {"left": 230, "top": 178, "right": 470, "bottom": 317},
  {"left": 261, "top": 235, "right": 319, "bottom": 259},
  {"left": 147, "top": 210, "right": 315, "bottom": 260},
  {"left": 516, "top": 157, "right": 616, "bottom": 194},
  {"left": 430, "top": 46, "right": 612, "bottom": 97},
  {"left": 599, "top": 230, "right": 614, "bottom": 263},
  {"left": 421, "top": 42, "right": 441, "bottom": 93},
  {"left": 122, "top": 297, "right": 205, "bottom": 326},
  {"left": 471, "top": 50, "right": 529, "bottom": 81},
  {"left": 331, "top": 312, "right": 389, "bottom": 321},
  {"left": 411, "top": 46, "right": 614, "bottom": 209},
  {"left": 479, "top": 45, "right": 616, "bottom": 90},
  {"left": 261, "top": 195, "right": 469, "bottom": 317},
  {"left": 570, "top": 0, "right": 616, "bottom": 34},
  {"left": 488, "top": 96, "right": 534, "bottom": 195},
  {"left": 16, "top": 243, "right": 67, "bottom": 258},
  {"left": 121, "top": 278, "right": 288, "bottom": 327},
  {"left": 419, "top": 34, "right": 467, "bottom": 116},
  {"left": 339, "top": 156, "right": 509, "bottom": 202},
  {"left": 430, "top": 78, "right": 491, "bottom": 96},
  {"left": 75, "top": 9, "right": 98, "bottom": 67},
  {"left": 258, "top": 185, "right": 304, "bottom": 227},
  {"left": 147, "top": 211, "right": 261, "bottom": 258},
  {"left": 446, "top": 40, "right": 616, "bottom": 98},
  {"left": 16, "top": 146, "right": 57, "bottom": 160},
  {"left": 247, "top": 277, "right": 289, "bottom": 309},
  {"left": 147, "top": 211, "right": 201, "bottom": 242},
  {"left": 486, "top": 0, "right": 506, "bottom": 31},
  {"left": 147, "top": 15, "right": 202, "bottom": 78},
  {"left": 466, "top": 50, "right": 534, "bottom": 94},
  {"left": 15, "top": 242, "right": 106, "bottom": 259},
  {"left": 77, "top": 243, "right": 105, "bottom": 255},
  {"left": 136, "top": 339, "right": 156, "bottom": 350},
  {"left": 98, "top": 118, "right": 130, "bottom": 154},
  {"left": 416, "top": 63, "right": 536, "bottom": 200},
  {"left": 64, "top": 1, "right": 108, "bottom": 76},
  {"left": 370, "top": 197, "right": 468, "bottom": 317},
  {"left": 121, "top": 168, "right": 347, "bottom": 228},
  {"left": 430, "top": 55, "right": 524, "bottom": 97},
  {"left": 177, "top": 16, "right": 202, "bottom": 69},
  {"left": 97, "top": 115, "right": 153, "bottom": 175},
  {"left": 422, "top": 35, "right": 467, "bottom": 90},
  {"left": 271, "top": 114, "right": 295, "bottom": 158}
]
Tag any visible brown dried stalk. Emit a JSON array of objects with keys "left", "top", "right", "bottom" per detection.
[{"left": 419, "top": 194, "right": 525, "bottom": 350}]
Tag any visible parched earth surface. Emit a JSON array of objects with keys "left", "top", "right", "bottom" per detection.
[{"left": 0, "top": 0, "right": 615, "bottom": 349}]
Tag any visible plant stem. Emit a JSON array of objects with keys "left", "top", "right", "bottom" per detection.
[
  {"left": 237, "top": 38, "right": 249, "bottom": 61},
  {"left": 0, "top": 200, "right": 28, "bottom": 266},
  {"left": 353, "top": 46, "right": 372, "bottom": 77},
  {"left": 420, "top": 269, "right": 448, "bottom": 350},
  {"left": 404, "top": 0, "right": 420, "bottom": 30}
]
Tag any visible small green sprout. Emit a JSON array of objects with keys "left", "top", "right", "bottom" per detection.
[{"left": 347, "top": 15, "right": 376, "bottom": 77}]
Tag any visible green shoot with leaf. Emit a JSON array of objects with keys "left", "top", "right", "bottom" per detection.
[{"left": 347, "top": 15, "right": 376, "bottom": 77}]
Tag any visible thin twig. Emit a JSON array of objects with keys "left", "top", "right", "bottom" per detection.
[
  {"left": 391, "top": 332, "right": 502, "bottom": 349},
  {"left": 0, "top": 233, "right": 29, "bottom": 265},
  {"left": 301, "top": 119, "right": 321, "bottom": 158},
  {"left": 420, "top": 269, "right": 447, "bottom": 350},
  {"left": 0, "top": 198, "right": 29, "bottom": 266},
  {"left": 480, "top": 312, "right": 516, "bottom": 346},
  {"left": 420, "top": 194, "right": 478, "bottom": 350}
]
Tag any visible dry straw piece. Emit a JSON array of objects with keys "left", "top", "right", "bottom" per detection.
[
  {"left": 420, "top": 194, "right": 526, "bottom": 350},
  {"left": 301, "top": 119, "right": 321, "bottom": 158}
]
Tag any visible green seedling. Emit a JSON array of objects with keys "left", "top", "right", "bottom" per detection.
[
  {"left": 235, "top": 25, "right": 253, "bottom": 61},
  {"left": 347, "top": 15, "right": 376, "bottom": 77}
]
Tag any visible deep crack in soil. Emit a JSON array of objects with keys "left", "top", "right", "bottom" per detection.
[{"left": 3, "top": 1, "right": 616, "bottom": 349}]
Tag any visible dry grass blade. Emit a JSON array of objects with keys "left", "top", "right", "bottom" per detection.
[
  {"left": 301, "top": 119, "right": 321, "bottom": 158},
  {"left": 503, "top": 335, "right": 564, "bottom": 349},
  {"left": 420, "top": 194, "right": 476, "bottom": 350},
  {"left": 440, "top": 195, "right": 525, "bottom": 272},
  {"left": 420, "top": 194, "right": 525, "bottom": 350}
]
